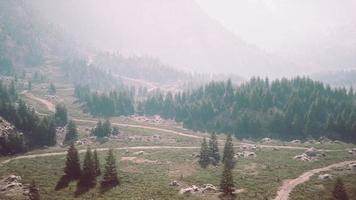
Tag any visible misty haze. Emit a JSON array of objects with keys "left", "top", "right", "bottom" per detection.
[{"left": 0, "top": 1, "right": 356, "bottom": 200}]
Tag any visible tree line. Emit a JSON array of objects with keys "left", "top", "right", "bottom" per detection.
[
  {"left": 74, "top": 85, "right": 134, "bottom": 117},
  {"left": 74, "top": 77, "right": 356, "bottom": 143}
]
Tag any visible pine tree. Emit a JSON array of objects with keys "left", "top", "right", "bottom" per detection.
[
  {"left": 222, "top": 134, "right": 235, "bottom": 169},
  {"left": 332, "top": 178, "right": 349, "bottom": 200},
  {"left": 102, "top": 119, "right": 112, "bottom": 137},
  {"left": 48, "top": 83, "right": 56, "bottom": 95},
  {"left": 220, "top": 134, "right": 235, "bottom": 196},
  {"left": 93, "top": 149, "right": 101, "bottom": 176},
  {"left": 79, "top": 148, "right": 96, "bottom": 187},
  {"left": 64, "top": 120, "right": 78, "bottom": 144},
  {"left": 64, "top": 143, "right": 81, "bottom": 180},
  {"left": 101, "top": 149, "right": 119, "bottom": 188},
  {"left": 198, "top": 138, "right": 210, "bottom": 168},
  {"left": 220, "top": 160, "right": 235, "bottom": 196},
  {"left": 209, "top": 132, "right": 220, "bottom": 165},
  {"left": 55, "top": 104, "right": 68, "bottom": 126},
  {"left": 29, "top": 180, "right": 40, "bottom": 200}
]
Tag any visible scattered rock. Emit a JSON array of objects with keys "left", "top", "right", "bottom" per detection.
[
  {"left": 261, "top": 138, "right": 272, "bottom": 143},
  {"left": 318, "top": 174, "right": 332, "bottom": 180},
  {"left": 133, "top": 151, "right": 146, "bottom": 156},
  {"left": 290, "top": 140, "right": 301, "bottom": 144},
  {"left": 305, "top": 147, "right": 318, "bottom": 157},
  {"left": 201, "top": 184, "right": 217, "bottom": 193},
  {"left": 179, "top": 187, "right": 194, "bottom": 195},
  {"left": 169, "top": 180, "right": 180, "bottom": 187},
  {"left": 273, "top": 147, "right": 280, "bottom": 151},
  {"left": 0, "top": 175, "right": 29, "bottom": 200},
  {"left": 348, "top": 163, "right": 356, "bottom": 170},
  {"left": 294, "top": 153, "right": 312, "bottom": 161}
]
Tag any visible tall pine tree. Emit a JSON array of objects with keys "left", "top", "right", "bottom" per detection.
[
  {"left": 209, "top": 132, "right": 220, "bottom": 165},
  {"left": 64, "top": 143, "right": 81, "bottom": 180},
  {"left": 222, "top": 134, "right": 235, "bottom": 169},
  {"left": 332, "top": 178, "right": 349, "bottom": 200},
  {"left": 220, "top": 134, "right": 235, "bottom": 197},
  {"left": 64, "top": 120, "right": 78, "bottom": 144},
  {"left": 198, "top": 138, "right": 210, "bottom": 168},
  {"left": 79, "top": 148, "right": 96, "bottom": 187},
  {"left": 101, "top": 149, "right": 119, "bottom": 188},
  {"left": 93, "top": 149, "right": 101, "bottom": 177}
]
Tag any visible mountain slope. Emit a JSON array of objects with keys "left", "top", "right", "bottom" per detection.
[{"left": 30, "top": 0, "right": 290, "bottom": 77}]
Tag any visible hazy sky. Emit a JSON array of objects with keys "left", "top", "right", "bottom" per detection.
[
  {"left": 195, "top": 0, "right": 356, "bottom": 52},
  {"left": 30, "top": 0, "right": 356, "bottom": 77}
]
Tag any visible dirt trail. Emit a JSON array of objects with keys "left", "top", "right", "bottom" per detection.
[
  {"left": 274, "top": 160, "right": 356, "bottom": 200},
  {"left": 0, "top": 146, "right": 199, "bottom": 165},
  {"left": 22, "top": 91, "right": 56, "bottom": 112}
]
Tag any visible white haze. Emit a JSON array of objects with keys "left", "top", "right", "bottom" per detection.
[{"left": 29, "top": 0, "right": 356, "bottom": 78}]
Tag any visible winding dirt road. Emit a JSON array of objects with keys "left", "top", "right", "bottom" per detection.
[
  {"left": 22, "top": 91, "right": 56, "bottom": 112},
  {"left": 274, "top": 160, "right": 356, "bottom": 200},
  {"left": 0, "top": 146, "right": 200, "bottom": 165}
]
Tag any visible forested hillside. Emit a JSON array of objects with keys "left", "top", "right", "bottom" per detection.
[
  {"left": 75, "top": 77, "right": 356, "bottom": 142},
  {"left": 92, "top": 53, "right": 188, "bottom": 83},
  {"left": 0, "top": 81, "right": 57, "bottom": 155},
  {"left": 0, "top": 0, "right": 78, "bottom": 72}
]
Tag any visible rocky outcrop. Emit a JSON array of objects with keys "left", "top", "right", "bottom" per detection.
[{"left": 0, "top": 175, "right": 29, "bottom": 200}]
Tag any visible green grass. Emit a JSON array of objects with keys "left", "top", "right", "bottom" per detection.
[
  {"left": 290, "top": 169, "right": 356, "bottom": 200},
  {"left": 1, "top": 146, "right": 354, "bottom": 200}
]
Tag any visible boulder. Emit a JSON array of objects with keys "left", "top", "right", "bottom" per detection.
[
  {"left": 261, "top": 138, "right": 272, "bottom": 143},
  {"left": 169, "top": 180, "right": 180, "bottom": 187},
  {"left": 294, "top": 154, "right": 311, "bottom": 161},
  {"left": 133, "top": 151, "right": 146, "bottom": 156},
  {"left": 291, "top": 140, "right": 301, "bottom": 144},
  {"left": 318, "top": 174, "right": 332, "bottom": 180},
  {"left": 244, "top": 151, "right": 256, "bottom": 158},
  {"left": 348, "top": 163, "right": 356, "bottom": 170},
  {"left": 179, "top": 187, "right": 194, "bottom": 195},
  {"left": 305, "top": 147, "right": 318, "bottom": 157},
  {"left": 192, "top": 185, "right": 199, "bottom": 192},
  {"left": 201, "top": 184, "right": 217, "bottom": 193}
]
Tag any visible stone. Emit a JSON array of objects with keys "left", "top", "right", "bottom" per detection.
[
  {"left": 291, "top": 140, "right": 301, "bottom": 144},
  {"left": 179, "top": 187, "right": 194, "bottom": 195},
  {"left": 169, "top": 180, "right": 180, "bottom": 187},
  {"left": 133, "top": 151, "right": 146, "bottom": 156},
  {"left": 305, "top": 147, "right": 318, "bottom": 157},
  {"left": 318, "top": 174, "right": 332, "bottom": 180},
  {"left": 261, "top": 138, "right": 271, "bottom": 143},
  {"left": 201, "top": 184, "right": 217, "bottom": 193}
]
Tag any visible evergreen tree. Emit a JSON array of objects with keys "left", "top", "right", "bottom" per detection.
[
  {"left": 220, "top": 159, "right": 235, "bottom": 196},
  {"left": 198, "top": 138, "right": 210, "bottom": 168},
  {"left": 29, "top": 180, "right": 40, "bottom": 200},
  {"left": 222, "top": 134, "right": 235, "bottom": 169},
  {"left": 79, "top": 148, "right": 96, "bottom": 187},
  {"left": 102, "top": 119, "right": 112, "bottom": 137},
  {"left": 54, "top": 104, "right": 68, "bottom": 126},
  {"left": 332, "top": 178, "right": 349, "bottom": 200},
  {"left": 64, "top": 143, "right": 81, "bottom": 180},
  {"left": 64, "top": 120, "right": 78, "bottom": 144},
  {"left": 48, "top": 83, "right": 56, "bottom": 95},
  {"left": 93, "top": 149, "right": 101, "bottom": 176},
  {"left": 208, "top": 132, "right": 220, "bottom": 165},
  {"left": 28, "top": 80, "right": 32, "bottom": 91},
  {"left": 101, "top": 149, "right": 119, "bottom": 188}
]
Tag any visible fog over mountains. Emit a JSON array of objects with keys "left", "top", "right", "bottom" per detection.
[{"left": 29, "top": 0, "right": 356, "bottom": 78}]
